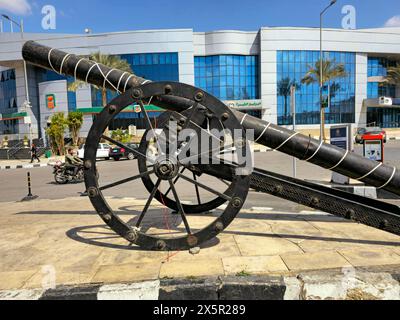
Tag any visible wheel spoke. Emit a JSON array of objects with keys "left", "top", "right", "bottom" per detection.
[
  {"left": 135, "top": 178, "right": 162, "bottom": 228},
  {"left": 139, "top": 100, "right": 164, "bottom": 154},
  {"left": 178, "top": 173, "right": 232, "bottom": 201},
  {"left": 101, "top": 135, "right": 149, "bottom": 162},
  {"left": 193, "top": 173, "right": 202, "bottom": 205},
  {"left": 100, "top": 170, "right": 155, "bottom": 191},
  {"left": 165, "top": 168, "right": 186, "bottom": 197},
  {"left": 168, "top": 180, "right": 192, "bottom": 235}
]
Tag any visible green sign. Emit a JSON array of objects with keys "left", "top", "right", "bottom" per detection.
[{"left": 224, "top": 100, "right": 262, "bottom": 109}]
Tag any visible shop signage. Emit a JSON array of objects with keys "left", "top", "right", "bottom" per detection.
[
  {"left": 224, "top": 100, "right": 262, "bottom": 110},
  {"left": 46, "top": 94, "right": 56, "bottom": 109}
]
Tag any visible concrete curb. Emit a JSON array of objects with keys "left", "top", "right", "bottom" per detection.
[
  {"left": 0, "top": 163, "right": 50, "bottom": 171},
  {"left": 1, "top": 267, "right": 399, "bottom": 300}
]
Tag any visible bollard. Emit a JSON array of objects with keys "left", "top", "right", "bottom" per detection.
[{"left": 21, "top": 172, "right": 39, "bottom": 202}]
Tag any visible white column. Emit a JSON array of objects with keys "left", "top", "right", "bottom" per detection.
[
  {"left": 260, "top": 30, "right": 277, "bottom": 124},
  {"left": 355, "top": 53, "right": 368, "bottom": 128},
  {"left": 14, "top": 63, "right": 40, "bottom": 139}
]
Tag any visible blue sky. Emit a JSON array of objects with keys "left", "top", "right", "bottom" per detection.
[{"left": 0, "top": 0, "right": 399, "bottom": 34}]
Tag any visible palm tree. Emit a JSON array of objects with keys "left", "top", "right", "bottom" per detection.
[
  {"left": 277, "top": 77, "right": 298, "bottom": 123},
  {"left": 68, "top": 53, "right": 132, "bottom": 107},
  {"left": 383, "top": 63, "right": 400, "bottom": 85},
  {"left": 301, "top": 59, "right": 347, "bottom": 141}
]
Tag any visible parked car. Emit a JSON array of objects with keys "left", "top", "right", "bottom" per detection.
[
  {"left": 355, "top": 127, "right": 387, "bottom": 144},
  {"left": 109, "top": 143, "right": 139, "bottom": 161},
  {"left": 78, "top": 143, "right": 111, "bottom": 160}
]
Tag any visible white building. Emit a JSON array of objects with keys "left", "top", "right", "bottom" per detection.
[{"left": 0, "top": 27, "right": 399, "bottom": 141}]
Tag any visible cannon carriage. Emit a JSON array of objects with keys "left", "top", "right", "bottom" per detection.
[{"left": 22, "top": 41, "right": 400, "bottom": 251}]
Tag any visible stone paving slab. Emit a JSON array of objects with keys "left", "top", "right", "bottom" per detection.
[{"left": 0, "top": 196, "right": 400, "bottom": 292}]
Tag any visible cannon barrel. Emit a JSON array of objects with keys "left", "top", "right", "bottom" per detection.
[{"left": 22, "top": 41, "right": 400, "bottom": 196}]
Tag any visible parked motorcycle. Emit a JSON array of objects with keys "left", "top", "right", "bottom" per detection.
[{"left": 53, "top": 161, "right": 84, "bottom": 184}]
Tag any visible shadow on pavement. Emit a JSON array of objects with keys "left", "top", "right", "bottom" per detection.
[{"left": 66, "top": 224, "right": 221, "bottom": 251}]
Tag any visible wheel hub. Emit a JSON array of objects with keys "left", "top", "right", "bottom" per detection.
[{"left": 154, "top": 159, "right": 179, "bottom": 180}]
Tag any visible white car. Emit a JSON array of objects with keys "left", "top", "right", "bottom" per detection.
[{"left": 78, "top": 143, "right": 111, "bottom": 160}]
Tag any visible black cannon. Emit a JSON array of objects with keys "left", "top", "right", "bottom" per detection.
[{"left": 22, "top": 41, "right": 400, "bottom": 251}]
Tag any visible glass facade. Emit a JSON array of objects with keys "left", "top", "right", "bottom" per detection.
[
  {"left": 367, "top": 108, "right": 400, "bottom": 128},
  {"left": 0, "top": 69, "right": 18, "bottom": 135},
  {"left": 91, "top": 52, "right": 179, "bottom": 129},
  {"left": 277, "top": 51, "right": 356, "bottom": 125},
  {"left": 367, "top": 57, "right": 399, "bottom": 128},
  {"left": 91, "top": 52, "right": 179, "bottom": 108},
  {"left": 368, "top": 57, "right": 396, "bottom": 77},
  {"left": 367, "top": 82, "right": 396, "bottom": 99},
  {"left": 194, "top": 55, "right": 259, "bottom": 101},
  {"left": 367, "top": 57, "right": 397, "bottom": 99},
  {"left": 37, "top": 69, "right": 77, "bottom": 112}
]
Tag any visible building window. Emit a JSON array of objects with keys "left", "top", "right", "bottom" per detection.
[
  {"left": 0, "top": 69, "right": 17, "bottom": 111},
  {"left": 277, "top": 51, "right": 356, "bottom": 125},
  {"left": 91, "top": 52, "right": 179, "bottom": 129},
  {"left": 367, "top": 82, "right": 396, "bottom": 99},
  {"left": 368, "top": 57, "right": 396, "bottom": 77},
  {"left": 37, "top": 69, "right": 77, "bottom": 112},
  {"left": 367, "top": 107, "right": 400, "bottom": 128},
  {"left": 194, "top": 55, "right": 259, "bottom": 101},
  {"left": 2, "top": 119, "right": 18, "bottom": 135},
  {"left": 91, "top": 52, "right": 180, "bottom": 108}
]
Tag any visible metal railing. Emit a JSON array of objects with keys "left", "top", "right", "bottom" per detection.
[{"left": 6, "top": 140, "right": 26, "bottom": 160}]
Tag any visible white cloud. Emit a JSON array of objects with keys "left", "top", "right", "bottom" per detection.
[
  {"left": 384, "top": 15, "right": 400, "bottom": 27},
  {"left": 0, "top": 0, "right": 32, "bottom": 15}
]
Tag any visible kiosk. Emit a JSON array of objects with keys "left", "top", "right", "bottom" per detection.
[{"left": 363, "top": 135, "right": 384, "bottom": 162}]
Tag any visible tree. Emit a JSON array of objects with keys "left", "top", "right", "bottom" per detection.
[
  {"left": 46, "top": 112, "right": 68, "bottom": 156},
  {"left": 111, "top": 128, "right": 132, "bottom": 144},
  {"left": 277, "top": 77, "right": 298, "bottom": 122},
  {"left": 383, "top": 63, "right": 400, "bottom": 85},
  {"left": 68, "top": 111, "right": 84, "bottom": 146},
  {"left": 301, "top": 59, "right": 347, "bottom": 141},
  {"left": 68, "top": 53, "right": 132, "bottom": 108}
]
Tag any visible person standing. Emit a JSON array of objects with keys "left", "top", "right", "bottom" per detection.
[{"left": 30, "top": 143, "right": 40, "bottom": 163}]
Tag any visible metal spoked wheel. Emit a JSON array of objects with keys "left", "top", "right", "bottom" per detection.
[
  {"left": 137, "top": 110, "right": 238, "bottom": 214},
  {"left": 84, "top": 81, "right": 251, "bottom": 251}
]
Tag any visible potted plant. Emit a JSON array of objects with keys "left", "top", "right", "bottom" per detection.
[
  {"left": 3, "top": 136, "right": 9, "bottom": 149},
  {"left": 23, "top": 135, "right": 29, "bottom": 147}
]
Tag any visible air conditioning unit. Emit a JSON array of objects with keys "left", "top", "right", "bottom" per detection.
[{"left": 379, "top": 96, "right": 393, "bottom": 106}]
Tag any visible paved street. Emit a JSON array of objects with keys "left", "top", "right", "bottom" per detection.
[
  {"left": 1, "top": 141, "right": 399, "bottom": 207},
  {"left": 0, "top": 141, "right": 399, "bottom": 296}
]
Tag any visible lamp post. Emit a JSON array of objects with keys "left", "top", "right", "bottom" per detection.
[
  {"left": 1, "top": 14, "right": 32, "bottom": 144},
  {"left": 320, "top": 0, "right": 337, "bottom": 142}
]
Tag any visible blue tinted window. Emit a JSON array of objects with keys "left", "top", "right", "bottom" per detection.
[
  {"left": 0, "top": 69, "right": 18, "bottom": 134},
  {"left": 368, "top": 57, "right": 396, "bottom": 77},
  {"left": 277, "top": 50, "right": 356, "bottom": 125},
  {"left": 194, "top": 55, "right": 259, "bottom": 100},
  {"left": 91, "top": 52, "right": 179, "bottom": 109}
]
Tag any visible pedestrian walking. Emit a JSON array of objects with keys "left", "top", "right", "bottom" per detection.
[{"left": 30, "top": 143, "right": 40, "bottom": 163}]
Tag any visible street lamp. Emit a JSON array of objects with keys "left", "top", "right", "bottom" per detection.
[
  {"left": 320, "top": 0, "right": 337, "bottom": 142},
  {"left": 1, "top": 14, "right": 32, "bottom": 143}
]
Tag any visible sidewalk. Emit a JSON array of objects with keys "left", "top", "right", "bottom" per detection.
[
  {"left": 0, "top": 196, "right": 399, "bottom": 299},
  {"left": 0, "top": 157, "right": 64, "bottom": 170}
]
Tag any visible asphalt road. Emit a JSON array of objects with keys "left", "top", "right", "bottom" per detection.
[{"left": 1, "top": 141, "right": 399, "bottom": 211}]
